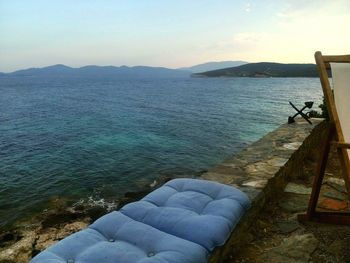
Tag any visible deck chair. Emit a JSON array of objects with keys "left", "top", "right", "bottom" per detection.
[{"left": 298, "top": 51, "right": 350, "bottom": 225}]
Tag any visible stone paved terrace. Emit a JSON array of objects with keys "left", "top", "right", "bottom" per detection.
[
  {"left": 227, "top": 161, "right": 350, "bottom": 263},
  {"left": 202, "top": 118, "right": 350, "bottom": 263}
]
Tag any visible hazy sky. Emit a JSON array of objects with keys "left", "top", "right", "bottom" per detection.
[{"left": 1, "top": 0, "right": 349, "bottom": 72}]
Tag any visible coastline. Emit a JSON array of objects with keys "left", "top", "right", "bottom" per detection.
[{"left": 0, "top": 118, "right": 324, "bottom": 262}]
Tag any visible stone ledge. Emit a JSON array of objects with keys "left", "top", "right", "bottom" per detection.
[{"left": 203, "top": 118, "right": 327, "bottom": 262}]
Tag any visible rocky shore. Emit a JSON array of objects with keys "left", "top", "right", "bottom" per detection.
[{"left": 0, "top": 176, "right": 174, "bottom": 263}]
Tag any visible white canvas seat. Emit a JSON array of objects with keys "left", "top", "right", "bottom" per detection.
[{"left": 331, "top": 62, "right": 350, "bottom": 158}]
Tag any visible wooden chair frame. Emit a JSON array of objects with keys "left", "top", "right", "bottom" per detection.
[{"left": 298, "top": 51, "right": 350, "bottom": 225}]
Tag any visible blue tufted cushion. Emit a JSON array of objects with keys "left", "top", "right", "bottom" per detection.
[
  {"left": 121, "top": 178, "right": 250, "bottom": 251},
  {"left": 30, "top": 211, "right": 208, "bottom": 263},
  {"left": 31, "top": 178, "right": 250, "bottom": 263}
]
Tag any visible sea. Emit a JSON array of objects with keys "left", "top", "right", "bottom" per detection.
[{"left": 0, "top": 77, "right": 323, "bottom": 228}]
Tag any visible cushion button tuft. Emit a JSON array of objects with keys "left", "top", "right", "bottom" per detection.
[
  {"left": 148, "top": 252, "right": 155, "bottom": 257},
  {"left": 109, "top": 238, "right": 115, "bottom": 242}
]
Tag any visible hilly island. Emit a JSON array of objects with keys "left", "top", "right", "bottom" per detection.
[
  {"left": 0, "top": 62, "right": 319, "bottom": 79},
  {"left": 192, "top": 62, "right": 318, "bottom": 78}
]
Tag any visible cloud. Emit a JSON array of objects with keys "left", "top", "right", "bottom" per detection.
[
  {"left": 277, "top": 0, "right": 350, "bottom": 19},
  {"left": 209, "top": 1, "right": 350, "bottom": 63},
  {"left": 195, "top": 10, "right": 349, "bottom": 63},
  {"left": 245, "top": 3, "right": 251, "bottom": 13}
]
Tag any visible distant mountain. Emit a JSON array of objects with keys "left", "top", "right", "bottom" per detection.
[
  {"left": 192, "top": 62, "right": 318, "bottom": 78},
  {"left": 1, "top": 64, "right": 191, "bottom": 79},
  {"left": 179, "top": 61, "right": 248, "bottom": 73}
]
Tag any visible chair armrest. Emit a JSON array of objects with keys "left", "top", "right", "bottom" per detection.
[{"left": 331, "top": 141, "right": 350, "bottom": 149}]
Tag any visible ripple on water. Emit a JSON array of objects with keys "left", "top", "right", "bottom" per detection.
[{"left": 0, "top": 77, "right": 322, "bottom": 228}]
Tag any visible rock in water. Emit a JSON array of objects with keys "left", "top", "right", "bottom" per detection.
[
  {"left": 35, "top": 221, "right": 89, "bottom": 252},
  {"left": 0, "top": 230, "right": 36, "bottom": 263}
]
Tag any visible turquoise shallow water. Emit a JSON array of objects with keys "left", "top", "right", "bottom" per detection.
[{"left": 0, "top": 77, "right": 322, "bottom": 228}]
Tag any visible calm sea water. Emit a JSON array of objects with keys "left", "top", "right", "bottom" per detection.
[{"left": 0, "top": 77, "right": 322, "bottom": 228}]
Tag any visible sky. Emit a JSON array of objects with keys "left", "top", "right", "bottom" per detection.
[{"left": 0, "top": 0, "right": 349, "bottom": 72}]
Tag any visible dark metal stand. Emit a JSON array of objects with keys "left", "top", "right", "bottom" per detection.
[{"left": 288, "top": 101, "right": 313, "bottom": 124}]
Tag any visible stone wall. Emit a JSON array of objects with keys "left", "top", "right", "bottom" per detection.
[{"left": 204, "top": 118, "right": 327, "bottom": 262}]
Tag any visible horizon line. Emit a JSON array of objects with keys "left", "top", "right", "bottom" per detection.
[{"left": 0, "top": 60, "right": 320, "bottom": 74}]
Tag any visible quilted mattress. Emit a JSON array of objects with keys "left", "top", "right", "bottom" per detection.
[{"left": 30, "top": 178, "right": 250, "bottom": 263}]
